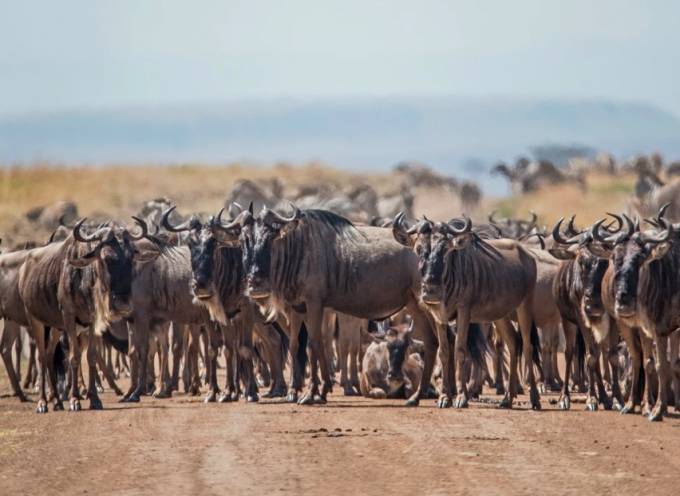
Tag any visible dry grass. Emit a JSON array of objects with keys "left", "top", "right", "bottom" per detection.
[
  {"left": 488, "top": 172, "right": 636, "bottom": 228},
  {"left": 0, "top": 163, "right": 635, "bottom": 243}
]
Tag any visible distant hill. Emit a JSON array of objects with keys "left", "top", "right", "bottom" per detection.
[{"left": 2, "top": 96, "right": 679, "bottom": 193}]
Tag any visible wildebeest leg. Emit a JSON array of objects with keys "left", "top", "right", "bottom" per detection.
[
  {"left": 435, "top": 321, "right": 455, "bottom": 408},
  {"left": 492, "top": 327, "right": 505, "bottom": 395},
  {"left": 494, "top": 318, "right": 519, "bottom": 408},
  {"left": 169, "top": 322, "right": 183, "bottom": 391},
  {"left": 286, "top": 312, "right": 304, "bottom": 403},
  {"left": 606, "top": 321, "right": 623, "bottom": 408},
  {"left": 44, "top": 329, "right": 63, "bottom": 409},
  {"left": 13, "top": 328, "right": 22, "bottom": 383},
  {"left": 27, "top": 319, "right": 49, "bottom": 413},
  {"left": 237, "top": 322, "right": 259, "bottom": 403},
  {"left": 255, "top": 323, "right": 286, "bottom": 398},
  {"left": 670, "top": 330, "right": 680, "bottom": 412},
  {"left": 126, "top": 318, "right": 150, "bottom": 402},
  {"left": 649, "top": 333, "right": 670, "bottom": 421},
  {"left": 298, "top": 303, "right": 328, "bottom": 405},
  {"left": 517, "top": 304, "right": 541, "bottom": 410},
  {"left": 0, "top": 320, "right": 28, "bottom": 401},
  {"left": 220, "top": 329, "right": 237, "bottom": 402},
  {"left": 619, "top": 324, "right": 642, "bottom": 414},
  {"left": 186, "top": 324, "right": 202, "bottom": 396},
  {"left": 204, "top": 324, "right": 221, "bottom": 403},
  {"left": 405, "top": 307, "right": 437, "bottom": 407},
  {"left": 23, "top": 336, "right": 37, "bottom": 390},
  {"left": 557, "top": 321, "right": 576, "bottom": 410},
  {"left": 83, "top": 330, "right": 103, "bottom": 410},
  {"left": 62, "top": 323, "right": 84, "bottom": 412},
  {"left": 95, "top": 339, "right": 123, "bottom": 396},
  {"left": 349, "top": 329, "right": 361, "bottom": 395},
  {"left": 640, "top": 334, "right": 657, "bottom": 416},
  {"left": 154, "top": 323, "right": 173, "bottom": 398}
]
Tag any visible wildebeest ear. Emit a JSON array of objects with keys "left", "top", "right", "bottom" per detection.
[
  {"left": 392, "top": 227, "right": 413, "bottom": 247},
  {"left": 548, "top": 247, "right": 577, "bottom": 260},
  {"left": 69, "top": 248, "right": 99, "bottom": 267},
  {"left": 449, "top": 233, "right": 473, "bottom": 250},
  {"left": 647, "top": 242, "right": 671, "bottom": 263},
  {"left": 583, "top": 242, "right": 611, "bottom": 260},
  {"left": 277, "top": 220, "right": 300, "bottom": 240}
]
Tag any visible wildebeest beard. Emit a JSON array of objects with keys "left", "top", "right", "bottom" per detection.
[{"left": 248, "top": 209, "right": 364, "bottom": 302}]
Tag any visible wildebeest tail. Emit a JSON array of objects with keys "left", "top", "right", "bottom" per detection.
[
  {"left": 530, "top": 320, "right": 542, "bottom": 371},
  {"left": 102, "top": 329, "right": 129, "bottom": 354},
  {"left": 576, "top": 328, "right": 585, "bottom": 376},
  {"left": 467, "top": 323, "right": 492, "bottom": 368},
  {"left": 52, "top": 330, "right": 67, "bottom": 380}
]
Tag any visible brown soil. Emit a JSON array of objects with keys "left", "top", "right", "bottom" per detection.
[{"left": 1, "top": 378, "right": 679, "bottom": 496}]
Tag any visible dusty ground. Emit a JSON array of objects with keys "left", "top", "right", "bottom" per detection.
[{"left": 1, "top": 373, "right": 679, "bottom": 496}]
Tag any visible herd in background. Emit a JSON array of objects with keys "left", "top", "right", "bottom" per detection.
[{"left": 2, "top": 152, "right": 680, "bottom": 423}]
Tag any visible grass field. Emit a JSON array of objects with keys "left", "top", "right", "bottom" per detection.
[{"left": 0, "top": 163, "right": 636, "bottom": 243}]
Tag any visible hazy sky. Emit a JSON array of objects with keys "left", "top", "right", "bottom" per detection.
[{"left": 1, "top": 1, "right": 679, "bottom": 115}]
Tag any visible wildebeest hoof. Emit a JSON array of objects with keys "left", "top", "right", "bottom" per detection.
[
  {"left": 313, "top": 394, "right": 326, "bottom": 404},
  {"left": 230, "top": 392, "right": 239, "bottom": 402},
  {"left": 17, "top": 393, "right": 29, "bottom": 403},
  {"left": 437, "top": 395, "right": 452, "bottom": 408},
  {"left": 558, "top": 396, "right": 570, "bottom": 411},
  {"left": 36, "top": 401, "right": 48, "bottom": 414},
  {"left": 585, "top": 401, "right": 598, "bottom": 412},
  {"left": 69, "top": 398, "right": 82, "bottom": 412},
  {"left": 126, "top": 393, "right": 141, "bottom": 403},
  {"left": 217, "top": 392, "right": 232, "bottom": 403},
  {"left": 538, "top": 382, "right": 546, "bottom": 395},
  {"left": 531, "top": 400, "right": 542, "bottom": 411},
  {"left": 298, "top": 393, "right": 315, "bottom": 405},
  {"left": 405, "top": 397, "right": 420, "bottom": 407},
  {"left": 286, "top": 391, "right": 298, "bottom": 403},
  {"left": 453, "top": 394, "right": 468, "bottom": 409},
  {"left": 113, "top": 388, "right": 124, "bottom": 396},
  {"left": 495, "top": 385, "right": 506, "bottom": 396},
  {"left": 498, "top": 395, "right": 513, "bottom": 409},
  {"left": 96, "top": 385, "right": 104, "bottom": 394},
  {"left": 154, "top": 389, "right": 172, "bottom": 399},
  {"left": 204, "top": 392, "right": 217, "bottom": 403},
  {"left": 343, "top": 387, "right": 359, "bottom": 397},
  {"left": 620, "top": 402, "right": 635, "bottom": 415},
  {"left": 246, "top": 394, "right": 259, "bottom": 403},
  {"left": 648, "top": 406, "right": 665, "bottom": 422},
  {"left": 89, "top": 397, "right": 103, "bottom": 410}
]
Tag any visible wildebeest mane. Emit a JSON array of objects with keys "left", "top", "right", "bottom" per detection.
[
  {"left": 640, "top": 241, "right": 680, "bottom": 325},
  {"left": 271, "top": 209, "right": 363, "bottom": 299}
]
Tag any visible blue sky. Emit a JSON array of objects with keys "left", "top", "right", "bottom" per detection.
[{"left": 1, "top": 1, "right": 679, "bottom": 115}]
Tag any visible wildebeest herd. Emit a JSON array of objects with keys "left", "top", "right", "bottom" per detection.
[{"left": 2, "top": 198, "right": 680, "bottom": 423}]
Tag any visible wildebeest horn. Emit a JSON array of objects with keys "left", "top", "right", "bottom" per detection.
[
  {"left": 269, "top": 203, "right": 301, "bottom": 224},
  {"left": 448, "top": 215, "right": 472, "bottom": 235},
  {"left": 129, "top": 216, "right": 149, "bottom": 240},
  {"left": 589, "top": 218, "right": 610, "bottom": 244},
  {"left": 231, "top": 202, "right": 244, "bottom": 213},
  {"left": 488, "top": 210, "right": 501, "bottom": 225},
  {"left": 566, "top": 215, "right": 580, "bottom": 236},
  {"left": 605, "top": 212, "right": 623, "bottom": 233},
  {"left": 552, "top": 217, "right": 580, "bottom": 245},
  {"left": 73, "top": 218, "right": 105, "bottom": 243},
  {"left": 161, "top": 206, "right": 193, "bottom": 232},
  {"left": 527, "top": 211, "right": 538, "bottom": 226},
  {"left": 641, "top": 224, "right": 673, "bottom": 245},
  {"left": 655, "top": 202, "right": 671, "bottom": 228}
]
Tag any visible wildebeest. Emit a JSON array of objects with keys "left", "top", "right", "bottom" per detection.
[
  {"left": 548, "top": 217, "right": 620, "bottom": 411},
  {"left": 18, "top": 218, "right": 156, "bottom": 412},
  {"left": 214, "top": 205, "right": 438, "bottom": 406},
  {"left": 161, "top": 206, "right": 286, "bottom": 402},
  {"left": 393, "top": 215, "right": 541, "bottom": 410},
  {"left": 590, "top": 211, "right": 680, "bottom": 420},
  {"left": 359, "top": 324, "right": 424, "bottom": 399}
]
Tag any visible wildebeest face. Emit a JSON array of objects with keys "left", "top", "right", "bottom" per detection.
[
  {"left": 188, "top": 225, "right": 219, "bottom": 300},
  {"left": 71, "top": 221, "right": 156, "bottom": 317},
  {"left": 610, "top": 239, "right": 655, "bottom": 318},
  {"left": 245, "top": 207, "right": 301, "bottom": 299},
  {"left": 578, "top": 251, "right": 610, "bottom": 321},
  {"left": 385, "top": 326, "right": 412, "bottom": 388},
  {"left": 420, "top": 233, "right": 449, "bottom": 304}
]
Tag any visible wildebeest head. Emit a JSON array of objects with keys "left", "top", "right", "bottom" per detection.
[
  {"left": 549, "top": 216, "right": 611, "bottom": 322},
  {"left": 385, "top": 324, "right": 413, "bottom": 389},
  {"left": 589, "top": 212, "right": 673, "bottom": 319},
  {"left": 69, "top": 217, "right": 158, "bottom": 318},
  {"left": 242, "top": 204, "right": 301, "bottom": 299},
  {"left": 394, "top": 213, "right": 476, "bottom": 304},
  {"left": 162, "top": 205, "right": 245, "bottom": 301}
]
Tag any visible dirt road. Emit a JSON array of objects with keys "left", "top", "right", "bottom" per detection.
[{"left": 1, "top": 377, "right": 679, "bottom": 496}]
